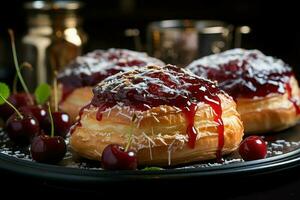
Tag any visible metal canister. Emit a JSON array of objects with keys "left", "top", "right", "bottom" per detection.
[
  {"left": 22, "top": 1, "right": 87, "bottom": 91},
  {"left": 147, "top": 20, "right": 250, "bottom": 67}
]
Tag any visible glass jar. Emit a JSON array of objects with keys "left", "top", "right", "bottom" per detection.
[
  {"left": 22, "top": 1, "right": 87, "bottom": 91},
  {"left": 147, "top": 20, "right": 250, "bottom": 67}
]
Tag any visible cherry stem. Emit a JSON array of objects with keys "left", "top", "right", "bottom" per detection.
[
  {"left": 0, "top": 94, "right": 23, "bottom": 119},
  {"left": 53, "top": 71, "right": 58, "bottom": 112},
  {"left": 13, "top": 62, "right": 32, "bottom": 94},
  {"left": 8, "top": 29, "right": 32, "bottom": 104},
  {"left": 47, "top": 103, "right": 55, "bottom": 137}
]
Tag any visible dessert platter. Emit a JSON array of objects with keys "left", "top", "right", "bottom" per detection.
[{"left": 1, "top": 32, "right": 300, "bottom": 183}]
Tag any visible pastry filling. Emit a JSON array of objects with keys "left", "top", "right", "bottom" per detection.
[
  {"left": 187, "top": 49, "right": 300, "bottom": 114},
  {"left": 85, "top": 65, "right": 225, "bottom": 159}
]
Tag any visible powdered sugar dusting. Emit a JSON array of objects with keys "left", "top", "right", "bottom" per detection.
[
  {"left": 58, "top": 48, "right": 165, "bottom": 79},
  {"left": 188, "top": 49, "right": 290, "bottom": 73}
]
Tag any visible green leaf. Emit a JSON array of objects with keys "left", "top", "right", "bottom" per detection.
[
  {"left": 0, "top": 82, "right": 10, "bottom": 105},
  {"left": 34, "top": 83, "right": 51, "bottom": 105},
  {"left": 142, "top": 167, "right": 163, "bottom": 171}
]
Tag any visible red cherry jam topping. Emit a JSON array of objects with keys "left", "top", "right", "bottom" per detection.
[
  {"left": 57, "top": 49, "right": 164, "bottom": 102},
  {"left": 90, "top": 65, "right": 226, "bottom": 158},
  {"left": 187, "top": 49, "right": 294, "bottom": 99}
]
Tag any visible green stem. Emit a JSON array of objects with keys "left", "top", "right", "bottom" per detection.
[
  {"left": 53, "top": 71, "right": 58, "bottom": 112},
  {"left": 13, "top": 62, "right": 32, "bottom": 94},
  {"left": 47, "top": 103, "right": 55, "bottom": 137},
  {"left": 8, "top": 29, "right": 30, "bottom": 95},
  {"left": 0, "top": 95, "right": 23, "bottom": 119}
]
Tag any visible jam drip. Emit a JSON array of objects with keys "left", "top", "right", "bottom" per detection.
[
  {"left": 70, "top": 103, "right": 92, "bottom": 135},
  {"left": 91, "top": 65, "right": 225, "bottom": 159},
  {"left": 285, "top": 84, "right": 300, "bottom": 114},
  {"left": 57, "top": 49, "right": 164, "bottom": 102},
  {"left": 210, "top": 98, "right": 224, "bottom": 161},
  {"left": 187, "top": 48, "right": 300, "bottom": 115},
  {"left": 182, "top": 103, "right": 198, "bottom": 148}
]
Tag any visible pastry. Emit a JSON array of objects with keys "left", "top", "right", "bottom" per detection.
[
  {"left": 57, "top": 48, "right": 164, "bottom": 121},
  {"left": 187, "top": 48, "right": 300, "bottom": 133},
  {"left": 70, "top": 65, "right": 244, "bottom": 166}
]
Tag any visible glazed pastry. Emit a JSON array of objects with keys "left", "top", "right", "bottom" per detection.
[
  {"left": 70, "top": 65, "right": 244, "bottom": 166},
  {"left": 57, "top": 49, "right": 164, "bottom": 121},
  {"left": 187, "top": 49, "right": 300, "bottom": 134}
]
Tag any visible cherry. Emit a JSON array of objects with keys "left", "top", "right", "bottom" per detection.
[
  {"left": 11, "top": 93, "right": 34, "bottom": 107},
  {"left": 101, "top": 144, "right": 137, "bottom": 170},
  {"left": 19, "top": 105, "right": 47, "bottom": 124},
  {"left": 0, "top": 93, "right": 34, "bottom": 120},
  {"left": 239, "top": 136, "right": 267, "bottom": 161},
  {"left": 30, "top": 134, "right": 66, "bottom": 163},
  {"left": 5, "top": 113, "right": 40, "bottom": 145},
  {"left": 42, "top": 111, "right": 72, "bottom": 138}
]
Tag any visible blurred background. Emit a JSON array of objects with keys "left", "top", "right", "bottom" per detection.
[{"left": 0, "top": 0, "right": 299, "bottom": 89}]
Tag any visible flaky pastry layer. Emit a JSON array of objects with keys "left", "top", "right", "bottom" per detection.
[
  {"left": 70, "top": 94, "right": 244, "bottom": 166},
  {"left": 237, "top": 76, "right": 300, "bottom": 134},
  {"left": 58, "top": 85, "right": 93, "bottom": 122}
]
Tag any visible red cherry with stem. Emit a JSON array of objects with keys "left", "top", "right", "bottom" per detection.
[
  {"left": 0, "top": 92, "right": 39, "bottom": 145},
  {"left": 5, "top": 113, "right": 39, "bottom": 145},
  {"left": 0, "top": 93, "right": 34, "bottom": 120},
  {"left": 41, "top": 70, "right": 71, "bottom": 138},
  {"left": 239, "top": 136, "right": 267, "bottom": 161},
  {"left": 30, "top": 103, "right": 66, "bottom": 163},
  {"left": 0, "top": 30, "right": 34, "bottom": 120},
  {"left": 0, "top": 96, "right": 16, "bottom": 120},
  {"left": 19, "top": 105, "right": 47, "bottom": 124},
  {"left": 101, "top": 144, "right": 137, "bottom": 170},
  {"left": 42, "top": 111, "right": 72, "bottom": 138}
]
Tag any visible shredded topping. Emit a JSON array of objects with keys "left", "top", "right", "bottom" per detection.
[{"left": 91, "top": 65, "right": 223, "bottom": 111}]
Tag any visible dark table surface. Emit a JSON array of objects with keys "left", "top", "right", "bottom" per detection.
[{"left": 1, "top": 166, "right": 300, "bottom": 199}]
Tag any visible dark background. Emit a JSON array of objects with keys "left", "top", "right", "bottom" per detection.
[
  {"left": 1, "top": 1, "right": 300, "bottom": 198},
  {"left": 1, "top": 0, "right": 300, "bottom": 79}
]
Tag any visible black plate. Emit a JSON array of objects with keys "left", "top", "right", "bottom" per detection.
[{"left": 1, "top": 124, "right": 300, "bottom": 183}]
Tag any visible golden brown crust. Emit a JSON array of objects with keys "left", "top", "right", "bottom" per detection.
[
  {"left": 59, "top": 75, "right": 299, "bottom": 136},
  {"left": 70, "top": 94, "right": 244, "bottom": 166},
  {"left": 237, "top": 76, "right": 300, "bottom": 134},
  {"left": 58, "top": 85, "right": 93, "bottom": 122}
]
